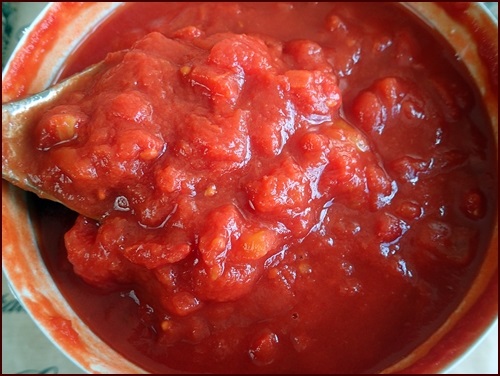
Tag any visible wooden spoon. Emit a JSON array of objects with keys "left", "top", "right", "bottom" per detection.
[{"left": 2, "top": 61, "right": 107, "bottom": 219}]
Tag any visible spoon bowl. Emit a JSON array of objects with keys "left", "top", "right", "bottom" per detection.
[{"left": 2, "top": 61, "right": 107, "bottom": 219}]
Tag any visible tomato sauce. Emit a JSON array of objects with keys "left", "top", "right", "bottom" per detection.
[{"left": 29, "top": 2, "right": 497, "bottom": 373}]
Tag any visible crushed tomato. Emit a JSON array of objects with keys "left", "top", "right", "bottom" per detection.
[{"left": 30, "top": 2, "right": 497, "bottom": 374}]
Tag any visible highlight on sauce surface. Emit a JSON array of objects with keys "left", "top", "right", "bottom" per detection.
[{"left": 20, "top": 2, "right": 497, "bottom": 374}]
